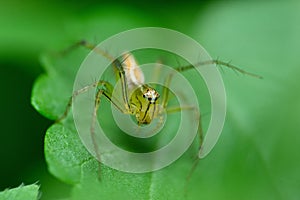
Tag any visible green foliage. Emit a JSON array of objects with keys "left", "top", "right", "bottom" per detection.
[
  {"left": 0, "top": 184, "right": 39, "bottom": 200},
  {"left": 31, "top": 36, "right": 199, "bottom": 200},
  {"left": 25, "top": 0, "right": 300, "bottom": 199}
]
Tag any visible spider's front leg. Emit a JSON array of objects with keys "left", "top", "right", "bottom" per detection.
[
  {"left": 90, "top": 85, "right": 130, "bottom": 142},
  {"left": 69, "top": 40, "right": 132, "bottom": 111},
  {"left": 89, "top": 83, "right": 132, "bottom": 180},
  {"left": 56, "top": 80, "right": 111, "bottom": 123},
  {"left": 58, "top": 39, "right": 132, "bottom": 113}
]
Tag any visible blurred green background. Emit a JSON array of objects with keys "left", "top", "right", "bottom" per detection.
[{"left": 1, "top": 0, "right": 300, "bottom": 199}]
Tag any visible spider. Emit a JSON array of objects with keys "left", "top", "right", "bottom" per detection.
[{"left": 56, "top": 40, "right": 261, "bottom": 172}]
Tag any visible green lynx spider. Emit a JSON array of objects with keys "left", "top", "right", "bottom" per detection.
[{"left": 56, "top": 40, "right": 261, "bottom": 171}]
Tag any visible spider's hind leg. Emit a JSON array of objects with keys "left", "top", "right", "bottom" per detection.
[
  {"left": 160, "top": 69, "right": 204, "bottom": 181},
  {"left": 166, "top": 105, "right": 203, "bottom": 180}
]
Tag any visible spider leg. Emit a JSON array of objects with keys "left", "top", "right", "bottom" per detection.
[
  {"left": 160, "top": 70, "right": 203, "bottom": 179},
  {"left": 167, "top": 105, "right": 203, "bottom": 151},
  {"left": 90, "top": 85, "right": 131, "bottom": 180},
  {"left": 167, "top": 105, "right": 204, "bottom": 197},
  {"left": 166, "top": 105, "right": 203, "bottom": 181},
  {"left": 69, "top": 40, "right": 132, "bottom": 111},
  {"left": 56, "top": 80, "right": 108, "bottom": 122},
  {"left": 56, "top": 78, "right": 128, "bottom": 122},
  {"left": 175, "top": 59, "right": 262, "bottom": 79},
  {"left": 56, "top": 40, "right": 134, "bottom": 122},
  {"left": 160, "top": 69, "right": 203, "bottom": 149},
  {"left": 160, "top": 70, "right": 203, "bottom": 149},
  {"left": 59, "top": 40, "right": 115, "bottom": 61},
  {"left": 161, "top": 72, "right": 174, "bottom": 109}
]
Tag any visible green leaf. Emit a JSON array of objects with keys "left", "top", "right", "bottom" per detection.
[
  {"left": 31, "top": 1, "right": 300, "bottom": 200},
  {"left": 0, "top": 184, "right": 40, "bottom": 200},
  {"left": 30, "top": 8, "right": 201, "bottom": 200},
  {"left": 45, "top": 124, "right": 198, "bottom": 200},
  {"left": 71, "top": 157, "right": 193, "bottom": 200},
  {"left": 188, "top": 1, "right": 300, "bottom": 199},
  {"left": 44, "top": 124, "right": 93, "bottom": 184},
  {"left": 32, "top": 29, "right": 202, "bottom": 200}
]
